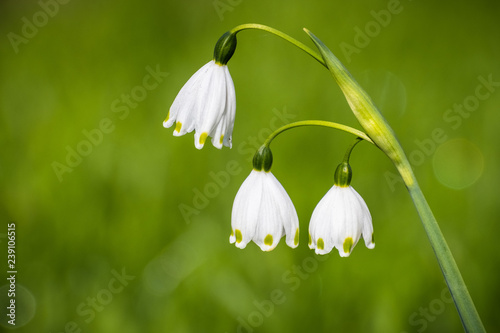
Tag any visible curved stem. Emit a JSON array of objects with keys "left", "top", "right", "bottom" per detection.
[
  {"left": 343, "top": 137, "right": 362, "bottom": 163},
  {"left": 262, "top": 120, "right": 375, "bottom": 148},
  {"left": 229, "top": 24, "right": 327, "bottom": 68}
]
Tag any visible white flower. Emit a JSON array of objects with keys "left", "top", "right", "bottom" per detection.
[
  {"left": 163, "top": 60, "right": 236, "bottom": 149},
  {"left": 309, "top": 185, "right": 375, "bottom": 256},
  {"left": 230, "top": 170, "right": 299, "bottom": 251}
]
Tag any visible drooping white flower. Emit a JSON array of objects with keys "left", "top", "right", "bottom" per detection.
[
  {"left": 163, "top": 60, "right": 236, "bottom": 149},
  {"left": 308, "top": 184, "right": 375, "bottom": 257},
  {"left": 230, "top": 169, "right": 299, "bottom": 251}
]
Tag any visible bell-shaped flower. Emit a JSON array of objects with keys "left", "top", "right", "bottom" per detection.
[
  {"left": 308, "top": 162, "right": 375, "bottom": 256},
  {"left": 230, "top": 146, "right": 299, "bottom": 251},
  {"left": 230, "top": 170, "right": 300, "bottom": 251},
  {"left": 163, "top": 60, "right": 236, "bottom": 149}
]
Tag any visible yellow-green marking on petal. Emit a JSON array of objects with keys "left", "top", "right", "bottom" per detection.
[
  {"left": 343, "top": 237, "right": 353, "bottom": 254},
  {"left": 308, "top": 233, "right": 312, "bottom": 246},
  {"left": 220, "top": 135, "right": 224, "bottom": 145},
  {"left": 175, "top": 122, "right": 182, "bottom": 132},
  {"left": 230, "top": 229, "right": 234, "bottom": 237},
  {"left": 235, "top": 229, "right": 242, "bottom": 243},
  {"left": 264, "top": 234, "right": 273, "bottom": 246},
  {"left": 317, "top": 238, "right": 324, "bottom": 250},
  {"left": 294, "top": 229, "right": 299, "bottom": 246},
  {"left": 164, "top": 111, "right": 170, "bottom": 122},
  {"left": 199, "top": 132, "right": 208, "bottom": 145}
]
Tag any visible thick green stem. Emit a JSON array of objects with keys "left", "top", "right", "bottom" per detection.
[
  {"left": 229, "top": 24, "right": 327, "bottom": 68},
  {"left": 404, "top": 171, "right": 485, "bottom": 332}
]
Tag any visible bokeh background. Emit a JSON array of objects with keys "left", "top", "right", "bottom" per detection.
[{"left": 1, "top": 0, "right": 499, "bottom": 332}]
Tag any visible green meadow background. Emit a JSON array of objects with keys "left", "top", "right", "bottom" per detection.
[{"left": 1, "top": 0, "right": 499, "bottom": 332}]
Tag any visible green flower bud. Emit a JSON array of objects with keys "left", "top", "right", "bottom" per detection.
[
  {"left": 213, "top": 31, "right": 237, "bottom": 65},
  {"left": 334, "top": 162, "right": 352, "bottom": 187},
  {"left": 253, "top": 146, "right": 273, "bottom": 172}
]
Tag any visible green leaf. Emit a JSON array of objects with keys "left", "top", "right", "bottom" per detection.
[{"left": 303, "top": 28, "right": 411, "bottom": 180}]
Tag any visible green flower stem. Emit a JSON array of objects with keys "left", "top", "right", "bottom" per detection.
[
  {"left": 262, "top": 120, "right": 374, "bottom": 148},
  {"left": 303, "top": 27, "right": 485, "bottom": 332},
  {"left": 229, "top": 24, "right": 327, "bottom": 68},
  {"left": 407, "top": 179, "right": 485, "bottom": 333},
  {"left": 343, "top": 137, "right": 362, "bottom": 163}
]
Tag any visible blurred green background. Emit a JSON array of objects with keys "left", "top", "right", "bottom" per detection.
[{"left": 1, "top": 0, "right": 499, "bottom": 332}]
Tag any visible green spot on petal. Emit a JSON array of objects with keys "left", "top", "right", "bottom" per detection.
[
  {"left": 220, "top": 135, "right": 224, "bottom": 145},
  {"left": 264, "top": 234, "right": 273, "bottom": 246},
  {"left": 317, "top": 238, "right": 324, "bottom": 250},
  {"left": 343, "top": 237, "right": 353, "bottom": 254},
  {"left": 199, "top": 132, "right": 208, "bottom": 145},
  {"left": 230, "top": 229, "right": 234, "bottom": 237},
  {"left": 308, "top": 233, "right": 312, "bottom": 246},
  {"left": 294, "top": 229, "right": 299, "bottom": 246},
  {"left": 165, "top": 111, "right": 170, "bottom": 122},
  {"left": 235, "top": 229, "right": 242, "bottom": 243},
  {"left": 175, "top": 122, "right": 182, "bottom": 132}
]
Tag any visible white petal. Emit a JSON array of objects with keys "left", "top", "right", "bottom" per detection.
[
  {"left": 222, "top": 67, "right": 236, "bottom": 148},
  {"left": 267, "top": 173, "right": 299, "bottom": 248},
  {"left": 340, "top": 188, "right": 362, "bottom": 253},
  {"left": 210, "top": 115, "right": 226, "bottom": 149},
  {"left": 231, "top": 170, "right": 263, "bottom": 248},
  {"left": 254, "top": 172, "right": 300, "bottom": 251},
  {"left": 192, "top": 66, "right": 219, "bottom": 147},
  {"left": 350, "top": 187, "right": 375, "bottom": 249},
  {"left": 194, "top": 65, "right": 227, "bottom": 149},
  {"left": 253, "top": 182, "right": 284, "bottom": 251},
  {"left": 167, "top": 61, "right": 213, "bottom": 134},
  {"left": 309, "top": 186, "right": 338, "bottom": 254},
  {"left": 208, "top": 66, "right": 236, "bottom": 149}
]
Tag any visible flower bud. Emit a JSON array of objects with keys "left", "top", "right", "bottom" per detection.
[
  {"left": 252, "top": 146, "right": 273, "bottom": 172},
  {"left": 334, "top": 161, "right": 352, "bottom": 187},
  {"left": 214, "top": 31, "right": 237, "bottom": 65}
]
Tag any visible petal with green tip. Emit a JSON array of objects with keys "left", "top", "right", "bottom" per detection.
[
  {"left": 309, "top": 185, "right": 374, "bottom": 256},
  {"left": 164, "top": 60, "right": 236, "bottom": 150},
  {"left": 230, "top": 170, "right": 299, "bottom": 251}
]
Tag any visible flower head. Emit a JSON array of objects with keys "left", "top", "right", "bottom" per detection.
[
  {"left": 230, "top": 148, "right": 299, "bottom": 251},
  {"left": 163, "top": 60, "right": 236, "bottom": 149},
  {"left": 308, "top": 162, "right": 374, "bottom": 256}
]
